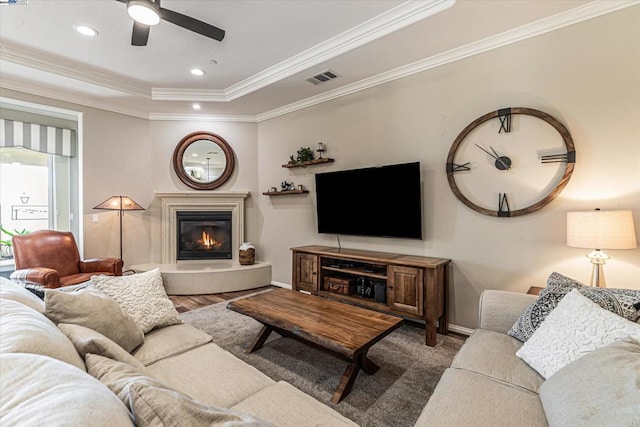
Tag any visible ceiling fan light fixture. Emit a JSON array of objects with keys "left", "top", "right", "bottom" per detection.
[{"left": 127, "top": 0, "right": 160, "bottom": 26}]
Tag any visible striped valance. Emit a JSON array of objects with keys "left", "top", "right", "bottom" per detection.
[{"left": 0, "top": 118, "right": 77, "bottom": 157}]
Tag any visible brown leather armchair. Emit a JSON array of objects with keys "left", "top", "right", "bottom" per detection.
[{"left": 10, "top": 230, "right": 123, "bottom": 288}]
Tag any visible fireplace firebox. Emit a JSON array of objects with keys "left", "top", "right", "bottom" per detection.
[{"left": 176, "top": 211, "right": 232, "bottom": 260}]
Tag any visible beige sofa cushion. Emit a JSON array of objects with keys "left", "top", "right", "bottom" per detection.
[
  {"left": 132, "top": 323, "right": 213, "bottom": 366},
  {"left": 414, "top": 368, "right": 547, "bottom": 427},
  {"left": 45, "top": 288, "right": 144, "bottom": 352},
  {"left": 0, "top": 299, "right": 85, "bottom": 371},
  {"left": 0, "top": 353, "right": 133, "bottom": 426},
  {"left": 59, "top": 323, "right": 146, "bottom": 370},
  {"left": 540, "top": 337, "right": 640, "bottom": 426},
  {"left": 232, "top": 381, "right": 358, "bottom": 427},
  {"left": 145, "top": 342, "right": 275, "bottom": 408},
  {"left": 0, "top": 277, "right": 45, "bottom": 313},
  {"left": 451, "top": 329, "right": 544, "bottom": 393},
  {"left": 92, "top": 269, "right": 183, "bottom": 333}
]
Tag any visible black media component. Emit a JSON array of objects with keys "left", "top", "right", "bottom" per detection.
[{"left": 374, "top": 282, "right": 386, "bottom": 304}]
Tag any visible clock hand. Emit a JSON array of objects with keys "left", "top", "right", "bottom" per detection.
[
  {"left": 490, "top": 146, "right": 510, "bottom": 170},
  {"left": 474, "top": 143, "right": 499, "bottom": 160}
]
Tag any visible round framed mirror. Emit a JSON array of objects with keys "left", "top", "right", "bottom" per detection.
[{"left": 172, "top": 131, "right": 235, "bottom": 190}]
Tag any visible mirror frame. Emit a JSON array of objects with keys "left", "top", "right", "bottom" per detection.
[{"left": 172, "top": 131, "right": 235, "bottom": 190}]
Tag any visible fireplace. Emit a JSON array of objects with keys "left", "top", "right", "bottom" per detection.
[{"left": 176, "top": 211, "right": 232, "bottom": 260}]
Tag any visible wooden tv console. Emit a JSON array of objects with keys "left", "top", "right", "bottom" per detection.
[{"left": 291, "top": 245, "right": 451, "bottom": 346}]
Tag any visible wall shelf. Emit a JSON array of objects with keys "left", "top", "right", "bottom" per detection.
[
  {"left": 262, "top": 190, "right": 309, "bottom": 196},
  {"left": 281, "top": 158, "right": 334, "bottom": 168}
]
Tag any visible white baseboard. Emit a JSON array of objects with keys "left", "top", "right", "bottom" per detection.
[
  {"left": 448, "top": 324, "right": 475, "bottom": 337},
  {"left": 271, "top": 281, "right": 291, "bottom": 289}
]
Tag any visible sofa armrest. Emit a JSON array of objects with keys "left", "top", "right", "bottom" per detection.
[
  {"left": 79, "top": 258, "right": 123, "bottom": 275},
  {"left": 478, "top": 290, "right": 538, "bottom": 334},
  {"left": 10, "top": 268, "right": 60, "bottom": 288}
]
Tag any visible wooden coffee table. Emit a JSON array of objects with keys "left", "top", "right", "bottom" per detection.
[{"left": 227, "top": 288, "right": 403, "bottom": 403}]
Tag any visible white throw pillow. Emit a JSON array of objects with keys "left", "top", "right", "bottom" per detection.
[
  {"left": 92, "top": 269, "right": 182, "bottom": 333},
  {"left": 516, "top": 289, "right": 640, "bottom": 379}
]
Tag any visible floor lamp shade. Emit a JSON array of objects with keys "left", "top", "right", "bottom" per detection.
[
  {"left": 566, "top": 209, "right": 637, "bottom": 287},
  {"left": 94, "top": 195, "right": 145, "bottom": 261}
]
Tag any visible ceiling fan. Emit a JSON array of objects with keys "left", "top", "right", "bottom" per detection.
[{"left": 115, "top": 0, "right": 225, "bottom": 46}]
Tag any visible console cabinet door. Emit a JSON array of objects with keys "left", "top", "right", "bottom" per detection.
[
  {"left": 387, "top": 265, "right": 424, "bottom": 316},
  {"left": 295, "top": 253, "right": 318, "bottom": 292}
]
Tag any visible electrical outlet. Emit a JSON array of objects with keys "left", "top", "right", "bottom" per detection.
[{"left": 92, "top": 214, "right": 99, "bottom": 223}]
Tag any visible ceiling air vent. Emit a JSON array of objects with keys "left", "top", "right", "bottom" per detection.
[{"left": 306, "top": 70, "right": 340, "bottom": 85}]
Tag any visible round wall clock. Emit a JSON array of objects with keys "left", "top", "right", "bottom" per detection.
[{"left": 446, "top": 107, "right": 575, "bottom": 217}]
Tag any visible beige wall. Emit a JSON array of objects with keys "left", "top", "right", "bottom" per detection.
[
  {"left": 1, "top": 7, "right": 638, "bottom": 329},
  {"left": 257, "top": 8, "right": 640, "bottom": 328}
]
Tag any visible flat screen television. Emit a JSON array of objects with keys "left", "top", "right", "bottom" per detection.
[{"left": 315, "top": 162, "right": 423, "bottom": 239}]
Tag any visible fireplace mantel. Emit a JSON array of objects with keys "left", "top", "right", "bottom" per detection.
[{"left": 156, "top": 191, "right": 250, "bottom": 264}]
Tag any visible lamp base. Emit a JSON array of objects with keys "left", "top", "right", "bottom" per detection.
[{"left": 587, "top": 249, "right": 609, "bottom": 288}]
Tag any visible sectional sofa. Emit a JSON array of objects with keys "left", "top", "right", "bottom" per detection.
[{"left": 0, "top": 276, "right": 356, "bottom": 426}]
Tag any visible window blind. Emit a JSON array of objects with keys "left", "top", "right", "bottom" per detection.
[{"left": 0, "top": 118, "right": 77, "bottom": 157}]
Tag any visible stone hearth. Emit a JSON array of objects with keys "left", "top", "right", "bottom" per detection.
[{"left": 131, "top": 191, "right": 271, "bottom": 295}]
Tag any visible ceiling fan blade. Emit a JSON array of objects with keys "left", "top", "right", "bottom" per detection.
[
  {"left": 131, "top": 21, "right": 150, "bottom": 46},
  {"left": 159, "top": 7, "right": 225, "bottom": 41}
]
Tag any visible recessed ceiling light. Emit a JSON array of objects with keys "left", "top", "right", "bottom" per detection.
[
  {"left": 74, "top": 24, "right": 99, "bottom": 37},
  {"left": 191, "top": 153, "right": 198, "bottom": 157},
  {"left": 192, "top": 103, "right": 201, "bottom": 110},
  {"left": 190, "top": 68, "right": 205, "bottom": 76}
]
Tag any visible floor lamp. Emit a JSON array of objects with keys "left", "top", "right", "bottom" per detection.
[
  {"left": 566, "top": 209, "right": 637, "bottom": 287},
  {"left": 94, "top": 195, "right": 145, "bottom": 261}
]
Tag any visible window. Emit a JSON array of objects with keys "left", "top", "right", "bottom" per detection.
[{"left": 0, "top": 101, "right": 81, "bottom": 270}]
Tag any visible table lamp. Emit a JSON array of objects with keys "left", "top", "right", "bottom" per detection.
[
  {"left": 94, "top": 195, "right": 145, "bottom": 261},
  {"left": 566, "top": 209, "right": 637, "bottom": 287}
]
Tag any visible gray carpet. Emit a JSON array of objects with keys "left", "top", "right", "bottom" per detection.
[{"left": 181, "top": 292, "right": 463, "bottom": 427}]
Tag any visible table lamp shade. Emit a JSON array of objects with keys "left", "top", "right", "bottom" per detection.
[{"left": 567, "top": 210, "right": 637, "bottom": 250}]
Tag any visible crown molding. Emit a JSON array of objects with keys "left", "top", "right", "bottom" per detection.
[
  {"left": 151, "top": 88, "right": 227, "bottom": 102},
  {"left": 0, "top": 43, "right": 151, "bottom": 98},
  {"left": 2, "top": 0, "right": 636, "bottom": 122},
  {"left": 223, "top": 0, "right": 456, "bottom": 101},
  {"left": 148, "top": 113, "right": 257, "bottom": 123},
  {"left": 0, "top": 76, "right": 150, "bottom": 120},
  {"left": 256, "top": 0, "right": 639, "bottom": 122}
]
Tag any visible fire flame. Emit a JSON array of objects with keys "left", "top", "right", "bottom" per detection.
[{"left": 201, "top": 231, "right": 222, "bottom": 248}]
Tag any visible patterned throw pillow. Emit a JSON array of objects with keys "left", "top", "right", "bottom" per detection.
[
  {"left": 508, "top": 272, "right": 640, "bottom": 342},
  {"left": 92, "top": 269, "right": 182, "bottom": 334}
]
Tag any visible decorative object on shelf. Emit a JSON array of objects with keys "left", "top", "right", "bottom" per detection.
[
  {"left": 316, "top": 142, "right": 325, "bottom": 159},
  {"left": 446, "top": 107, "right": 576, "bottom": 217},
  {"left": 281, "top": 181, "right": 295, "bottom": 191},
  {"left": 566, "top": 209, "right": 637, "bottom": 288},
  {"left": 173, "top": 131, "right": 235, "bottom": 190},
  {"left": 269, "top": 187, "right": 277, "bottom": 192},
  {"left": 286, "top": 146, "right": 317, "bottom": 167},
  {"left": 297, "top": 184, "right": 304, "bottom": 191},
  {"left": 94, "top": 195, "right": 145, "bottom": 261},
  {"left": 238, "top": 242, "right": 255, "bottom": 265},
  {"left": 19, "top": 193, "right": 30, "bottom": 204}
]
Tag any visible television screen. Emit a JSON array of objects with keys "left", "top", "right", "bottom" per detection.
[{"left": 315, "top": 162, "right": 423, "bottom": 239}]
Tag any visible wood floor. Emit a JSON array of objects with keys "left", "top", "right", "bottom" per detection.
[{"left": 169, "top": 285, "right": 276, "bottom": 313}]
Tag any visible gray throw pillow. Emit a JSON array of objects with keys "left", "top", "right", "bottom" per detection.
[
  {"left": 58, "top": 323, "right": 146, "bottom": 370},
  {"left": 539, "top": 337, "right": 640, "bottom": 426},
  {"left": 129, "top": 383, "right": 274, "bottom": 427},
  {"left": 508, "top": 272, "right": 640, "bottom": 342},
  {"left": 45, "top": 288, "right": 144, "bottom": 352}
]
